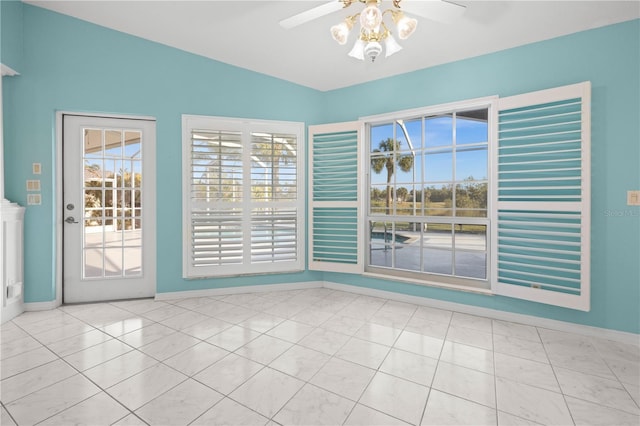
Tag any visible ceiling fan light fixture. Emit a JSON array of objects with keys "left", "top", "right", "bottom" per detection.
[
  {"left": 323, "top": 0, "right": 432, "bottom": 62},
  {"left": 348, "top": 38, "right": 366, "bottom": 60},
  {"left": 384, "top": 34, "right": 403, "bottom": 57},
  {"left": 282, "top": 0, "right": 468, "bottom": 64}
]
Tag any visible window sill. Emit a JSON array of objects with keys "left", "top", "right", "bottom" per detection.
[
  {"left": 362, "top": 271, "right": 494, "bottom": 296},
  {"left": 184, "top": 268, "right": 305, "bottom": 280}
]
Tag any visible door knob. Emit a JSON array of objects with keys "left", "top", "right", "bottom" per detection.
[{"left": 65, "top": 216, "right": 79, "bottom": 224}]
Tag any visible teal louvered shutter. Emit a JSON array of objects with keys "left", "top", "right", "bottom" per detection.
[
  {"left": 492, "top": 82, "right": 591, "bottom": 311},
  {"left": 308, "top": 122, "right": 363, "bottom": 273}
]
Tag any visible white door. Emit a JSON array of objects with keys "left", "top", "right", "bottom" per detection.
[{"left": 63, "top": 115, "right": 156, "bottom": 303}]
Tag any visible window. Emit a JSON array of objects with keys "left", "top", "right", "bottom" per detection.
[
  {"left": 182, "top": 115, "right": 304, "bottom": 278},
  {"left": 366, "top": 103, "right": 491, "bottom": 288},
  {"left": 309, "top": 82, "right": 590, "bottom": 311}
]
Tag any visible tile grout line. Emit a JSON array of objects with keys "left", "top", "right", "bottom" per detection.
[
  {"left": 268, "top": 290, "right": 371, "bottom": 424},
  {"left": 1, "top": 401, "right": 19, "bottom": 426},
  {"left": 5, "top": 315, "right": 134, "bottom": 425},
  {"left": 417, "top": 307, "right": 454, "bottom": 426},
  {"left": 3, "top": 289, "right": 639, "bottom": 425}
]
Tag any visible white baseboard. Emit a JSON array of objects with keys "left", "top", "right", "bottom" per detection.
[
  {"left": 154, "top": 281, "right": 324, "bottom": 301},
  {"left": 324, "top": 282, "right": 640, "bottom": 346},
  {"left": 22, "top": 279, "right": 639, "bottom": 346},
  {"left": 24, "top": 300, "right": 62, "bottom": 312}
]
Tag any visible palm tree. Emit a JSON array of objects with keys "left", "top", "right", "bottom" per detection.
[
  {"left": 371, "top": 138, "right": 414, "bottom": 214},
  {"left": 252, "top": 137, "right": 296, "bottom": 200}
]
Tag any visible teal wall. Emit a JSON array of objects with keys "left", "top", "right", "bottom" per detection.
[
  {"left": 0, "top": 0, "right": 24, "bottom": 71},
  {"left": 2, "top": 2, "right": 638, "bottom": 333}
]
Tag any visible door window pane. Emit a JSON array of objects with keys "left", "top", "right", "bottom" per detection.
[
  {"left": 104, "top": 248, "right": 123, "bottom": 277},
  {"left": 82, "top": 128, "right": 143, "bottom": 279},
  {"left": 84, "top": 248, "right": 103, "bottom": 278},
  {"left": 124, "top": 247, "right": 142, "bottom": 275},
  {"left": 84, "top": 129, "right": 103, "bottom": 159}
]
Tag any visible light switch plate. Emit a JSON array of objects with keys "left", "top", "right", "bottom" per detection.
[
  {"left": 26, "top": 180, "right": 41, "bottom": 191},
  {"left": 628, "top": 190, "right": 640, "bottom": 206},
  {"left": 32, "top": 163, "right": 42, "bottom": 174},
  {"left": 27, "top": 194, "right": 42, "bottom": 205}
]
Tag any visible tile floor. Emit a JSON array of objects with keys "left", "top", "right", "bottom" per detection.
[{"left": 1, "top": 287, "right": 638, "bottom": 425}]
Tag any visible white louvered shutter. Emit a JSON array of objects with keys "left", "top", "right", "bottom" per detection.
[
  {"left": 188, "top": 128, "right": 244, "bottom": 275},
  {"left": 308, "top": 122, "right": 364, "bottom": 273},
  {"left": 492, "top": 82, "right": 591, "bottom": 311},
  {"left": 183, "top": 116, "right": 304, "bottom": 278},
  {"left": 249, "top": 131, "right": 300, "bottom": 266}
]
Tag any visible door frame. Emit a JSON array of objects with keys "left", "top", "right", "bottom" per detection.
[{"left": 55, "top": 111, "right": 157, "bottom": 305}]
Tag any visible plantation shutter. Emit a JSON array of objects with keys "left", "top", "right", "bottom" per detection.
[
  {"left": 192, "top": 130, "right": 244, "bottom": 268},
  {"left": 183, "top": 116, "right": 304, "bottom": 278},
  {"left": 492, "top": 82, "right": 591, "bottom": 311},
  {"left": 249, "top": 130, "right": 300, "bottom": 267},
  {"left": 308, "top": 122, "right": 364, "bottom": 273}
]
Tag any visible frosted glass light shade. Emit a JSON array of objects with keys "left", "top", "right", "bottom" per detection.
[
  {"left": 360, "top": 4, "right": 382, "bottom": 31},
  {"left": 397, "top": 15, "right": 418, "bottom": 40},
  {"left": 348, "top": 38, "right": 366, "bottom": 60},
  {"left": 385, "top": 35, "right": 403, "bottom": 57},
  {"left": 331, "top": 22, "right": 351, "bottom": 45}
]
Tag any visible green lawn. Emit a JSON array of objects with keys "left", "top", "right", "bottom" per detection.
[{"left": 370, "top": 201, "right": 486, "bottom": 233}]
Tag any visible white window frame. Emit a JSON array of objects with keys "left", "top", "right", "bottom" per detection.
[
  {"left": 361, "top": 96, "right": 497, "bottom": 290},
  {"left": 182, "top": 115, "right": 305, "bottom": 278}
]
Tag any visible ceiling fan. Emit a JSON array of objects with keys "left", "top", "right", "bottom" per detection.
[{"left": 279, "top": 0, "right": 466, "bottom": 62}]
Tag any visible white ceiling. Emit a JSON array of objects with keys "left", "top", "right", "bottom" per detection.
[{"left": 25, "top": 1, "right": 640, "bottom": 91}]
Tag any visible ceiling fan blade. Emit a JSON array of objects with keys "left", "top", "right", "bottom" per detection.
[
  {"left": 279, "top": 1, "right": 345, "bottom": 29},
  {"left": 400, "top": 0, "right": 466, "bottom": 24}
]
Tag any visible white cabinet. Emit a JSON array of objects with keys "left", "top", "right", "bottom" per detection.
[{"left": 2, "top": 200, "right": 25, "bottom": 323}]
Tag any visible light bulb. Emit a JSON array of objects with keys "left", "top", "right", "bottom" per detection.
[
  {"left": 348, "top": 38, "right": 365, "bottom": 61},
  {"left": 385, "top": 34, "right": 403, "bottom": 57},
  {"left": 360, "top": 4, "right": 382, "bottom": 31},
  {"left": 330, "top": 22, "right": 351, "bottom": 45}
]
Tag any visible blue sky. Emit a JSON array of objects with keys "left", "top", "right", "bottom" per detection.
[{"left": 370, "top": 113, "right": 488, "bottom": 186}]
